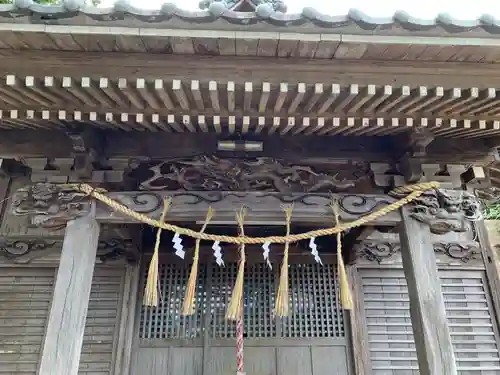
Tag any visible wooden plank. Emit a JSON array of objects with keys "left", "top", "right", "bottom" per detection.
[
  {"left": 346, "top": 266, "right": 371, "bottom": 375},
  {"left": 0, "top": 131, "right": 494, "bottom": 167},
  {"left": 38, "top": 212, "right": 100, "bottom": 375},
  {"left": 5, "top": 49, "right": 500, "bottom": 87},
  {"left": 0, "top": 175, "right": 10, "bottom": 224},
  {"left": 311, "top": 346, "right": 349, "bottom": 375},
  {"left": 399, "top": 206, "right": 457, "bottom": 375},
  {"left": 277, "top": 347, "right": 312, "bottom": 375},
  {"left": 132, "top": 347, "right": 170, "bottom": 375},
  {"left": 476, "top": 220, "right": 500, "bottom": 331},
  {"left": 116, "top": 265, "right": 141, "bottom": 375},
  {"left": 205, "top": 347, "right": 234, "bottom": 375},
  {"left": 0, "top": 267, "right": 55, "bottom": 374},
  {"left": 245, "top": 347, "right": 277, "bottom": 375},
  {"left": 168, "top": 347, "right": 202, "bottom": 375}
]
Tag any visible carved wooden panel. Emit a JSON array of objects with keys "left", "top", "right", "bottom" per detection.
[
  {"left": 355, "top": 231, "right": 483, "bottom": 267},
  {"left": 360, "top": 268, "right": 500, "bottom": 375},
  {"left": 133, "top": 156, "right": 372, "bottom": 193}
]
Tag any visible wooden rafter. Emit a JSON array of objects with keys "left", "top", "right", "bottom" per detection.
[{"left": 1, "top": 75, "right": 500, "bottom": 138}]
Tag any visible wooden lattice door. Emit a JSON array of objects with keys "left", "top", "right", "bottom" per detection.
[{"left": 133, "top": 260, "right": 352, "bottom": 375}]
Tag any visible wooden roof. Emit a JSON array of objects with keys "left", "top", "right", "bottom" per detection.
[
  {"left": 2, "top": 2, "right": 500, "bottom": 36},
  {"left": 1, "top": 3, "right": 500, "bottom": 62},
  {"left": 0, "top": 3, "right": 499, "bottom": 140},
  {"left": 1, "top": 75, "right": 500, "bottom": 138}
]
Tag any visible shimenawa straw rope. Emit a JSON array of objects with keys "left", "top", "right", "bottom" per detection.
[
  {"left": 61, "top": 181, "right": 440, "bottom": 244},
  {"left": 331, "top": 200, "right": 353, "bottom": 310},
  {"left": 226, "top": 207, "right": 247, "bottom": 321},
  {"left": 53, "top": 181, "right": 442, "bottom": 316},
  {"left": 182, "top": 207, "right": 214, "bottom": 316},
  {"left": 275, "top": 205, "right": 293, "bottom": 317},
  {"left": 143, "top": 197, "right": 171, "bottom": 307}
]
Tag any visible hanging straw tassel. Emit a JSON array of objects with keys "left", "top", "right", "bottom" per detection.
[
  {"left": 226, "top": 207, "right": 247, "bottom": 321},
  {"left": 182, "top": 207, "right": 214, "bottom": 316},
  {"left": 330, "top": 201, "right": 353, "bottom": 310},
  {"left": 275, "top": 205, "right": 293, "bottom": 317},
  {"left": 143, "top": 197, "right": 172, "bottom": 307}
]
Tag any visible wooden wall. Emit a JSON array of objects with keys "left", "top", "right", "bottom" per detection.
[
  {"left": 353, "top": 230, "right": 500, "bottom": 375},
  {"left": 0, "top": 253, "right": 127, "bottom": 375}
]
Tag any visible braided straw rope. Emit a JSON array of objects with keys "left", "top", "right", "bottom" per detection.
[{"left": 64, "top": 181, "right": 440, "bottom": 244}]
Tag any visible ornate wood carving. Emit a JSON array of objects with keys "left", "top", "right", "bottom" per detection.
[
  {"left": 135, "top": 156, "right": 372, "bottom": 193},
  {"left": 66, "top": 128, "right": 102, "bottom": 181},
  {"left": 433, "top": 242, "right": 479, "bottom": 263},
  {"left": 0, "top": 236, "right": 139, "bottom": 265},
  {"left": 356, "top": 241, "right": 401, "bottom": 263},
  {"left": 105, "top": 191, "right": 398, "bottom": 224},
  {"left": 475, "top": 186, "right": 500, "bottom": 205},
  {"left": 356, "top": 239, "right": 480, "bottom": 264},
  {"left": 395, "top": 189, "right": 481, "bottom": 234},
  {"left": 98, "top": 238, "right": 139, "bottom": 265},
  {"left": 0, "top": 239, "right": 58, "bottom": 264},
  {"left": 11, "top": 183, "right": 91, "bottom": 228},
  {"left": 11, "top": 183, "right": 401, "bottom": 225}
]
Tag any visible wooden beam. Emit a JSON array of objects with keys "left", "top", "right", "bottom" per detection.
[
  {"left": 347, "top": 266, "right": 371, "bottom": 375},
  {"left": 0, "top": 131, "right": 495, "bottom": 166},
  {"left": 399, "top": 206, "right": 457, "bottom": 375},
  {"left": 3, "top": 50, "right": 500, "bottom": 87},
  {"left": 95, "top": 191, "right": 401, "bottom": 225},
  {"left": 38, "top": 212, "right": 100, "bottom": 375},
  {"left": 0, "top": 175, "right": 10, "bottom": 224}
]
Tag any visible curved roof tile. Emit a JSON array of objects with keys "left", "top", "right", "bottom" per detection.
[{"left": 1, "top": 0, "right": 500, "bottom": 34}]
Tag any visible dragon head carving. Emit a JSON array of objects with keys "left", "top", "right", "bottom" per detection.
[{"left": 11, "top": 183, "right": 91, "bottom": 228}]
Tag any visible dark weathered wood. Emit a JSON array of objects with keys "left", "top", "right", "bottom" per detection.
[
  {"left": 399, "top": 206, "right": 457, "bottom": 375},
  {"left": 119, "top": 264, "right": 141, "bottom": 375},
  {"left": 346, "top": 266, "right": 371, "bottom": 375},
  {"left": 113, "top": 264, "right": 141, "bottom": 375},
  {"left": 475, "top": 220, "right": 500, "bottom": 330},
  {"left": 0, "top": 130, "right": 495, "bottom": 166},
  {"left": 0, "top": 131, "right": 74, "bottom": 158},
  {"left": 0, "top": 176, "right": 10, "bottom": 224},
  {"left": 38, "top": 212, "right": 100, "bottom": 375},
  {"left": 3, "top": 50, "right": 500, "bottom": 87},
  {"left": 96, "top": 191, "right": 401, "bottom": 225}
]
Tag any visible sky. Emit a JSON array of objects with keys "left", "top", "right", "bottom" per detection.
[{"left": 98, "top": 0, "right": 500, "bottom": 20}]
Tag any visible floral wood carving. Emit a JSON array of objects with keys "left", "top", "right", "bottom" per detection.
[
  {"left": 398, "top": 189, "right": 481, "bottom": 235},
  {"left": 433, "top": 242, "right": 479, "bottom": 263},
  {"left": 11, "top": 183, "right": 91, "bottom": 228},
  {"left": 137, "top": 156, "right": 371, "bottom": 193},
  {"left": 357, "top": 241, "right": 401, "bottom": 263},
  {"left": 0, "top": 239, "right": 58, "bottom": 264}
]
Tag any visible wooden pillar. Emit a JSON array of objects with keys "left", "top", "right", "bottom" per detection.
[
  {"left": 38, "top": 212, "right": 100, "bottom": 375},
  {"left": 399, "top": 206, "right": 457, "bottom": 375}
]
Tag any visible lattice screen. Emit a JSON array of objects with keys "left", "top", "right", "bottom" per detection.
[
  {"left": 280, "top": 263, "right": 344, "bottom": 338},
  {"left": 139, "top": 263, "right": 206, "bottom": 339},
  {"left": 361, "top": 268, "right": 500, "bottom": 375},
  {"left": 139, "top": 262, "right": 344, "bottom": 340}
]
